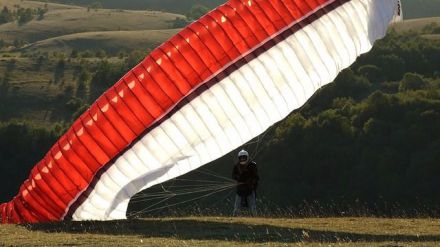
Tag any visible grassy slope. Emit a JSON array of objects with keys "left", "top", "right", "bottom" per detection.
[
  {"left": 0, "top": 55, "right": 131, "bottom": 125},
  {"left": 1, "top": 217, "right": 440, "bottom": 246},
  {"left": 0, "top": 1, "right": 180, "bottom": 124},
  {"left": 28, "top": 0, "right": 227, "bottom": 14},
  {"left": 0, "top": 55, "right": 85, "bottom": 124},
  {"left": 0, "top": 0, "right": 78, "bottom": 10},
  {"left": 0, "top": 0, "right": 182, "bottom": 43},
  {"left": 22, "top": 29, "right": 180, "bottom": 54},
  {"left": 391, "top": 17, "right": 440, "bottom": 33},
  {"left": 28, "top": 0, "right": 440, "bottom": 19}
]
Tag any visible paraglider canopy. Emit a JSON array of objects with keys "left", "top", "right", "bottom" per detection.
[{"left": 1, "top": 0, "right": 402, "bottom": 224}]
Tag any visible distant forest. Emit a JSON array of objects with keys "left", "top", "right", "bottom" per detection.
[{"left": 35, "top": 0, "right": 440, "bottom": 19}]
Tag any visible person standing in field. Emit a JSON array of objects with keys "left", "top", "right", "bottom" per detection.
[{"left": 232, "top": 149, "right": 259, "bottom": 216}]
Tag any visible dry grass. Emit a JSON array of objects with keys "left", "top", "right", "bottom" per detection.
[
  {"left": 22, "top": 29, "right": 180, "bottom": 54},
  {"left": 1, "top": 217, "right": 440, "bottom": 247},
  {"left": 0, "top": 0, "right": 80, "bottom": 10},
  {"left": 0, "top": 55, "right": 109, "bottom": 124},
  {"left": 421, "top": 34, "right": 440, "bottom": 40},
  {"left": 0, "top": 0, "right": 182, "bottom": 43},
  {"left": 391, "top": 17, "right": 440, "bottom": 33}
]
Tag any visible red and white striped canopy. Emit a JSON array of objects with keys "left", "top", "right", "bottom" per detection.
[{"left": 1, "top": 0, "right": 401, "bottom": 223}]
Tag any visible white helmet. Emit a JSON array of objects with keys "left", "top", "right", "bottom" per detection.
[{"left": 238, "top": 149, "right": 249, "bottom": 164}]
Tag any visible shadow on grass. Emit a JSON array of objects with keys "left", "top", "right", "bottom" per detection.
[{"left": 25, "top": 218, "right": 440, "bottom": 243}]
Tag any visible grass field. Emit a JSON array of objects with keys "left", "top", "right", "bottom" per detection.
[
  {"left": 24, "top": 0, "right": 440, "bottom": 19},
  {"left": 391, "top": 17, "right": 440, "bottom": 33},
  {"left": 22, "top": 29, "right": 180, "bottom": 54},
  {"left": 1, "top": 217, "right": 440, "bottom": 246},
  {"left": 29, "top": 0, "right": 227, "bottom": 15},
  {"left": 0, "top": 0, "right": 79, "bottom": 10},
  {"left": 0, "top": 54, "right": 128, "bottom": 124},
  {"left": 0, "top": 0, "right": 182, "bottom": 43},
  {"left": 0, "top": 1, "right": 182, "bottom": 125}
]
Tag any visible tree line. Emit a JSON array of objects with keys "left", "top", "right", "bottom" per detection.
[{"left": 0, "top": 5, "right": 48, "bottom": 25}]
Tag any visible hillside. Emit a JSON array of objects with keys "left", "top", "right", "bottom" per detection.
[
  {"left": 1, "top": 217, "right": 440, "bottom": 246},
  {"left": 0, "top": 0, "right": 182, "bottom": 43},
  {"left": 31, "top": 0, "right": 226, "bottom": 14},
  {"left": 31, "top": 0, "right": 440, "bottom": 19},
  {"left": 391, "top": 17, "right": 440, "bottom": 33},
  {"left": 22, "top": 29, "right": 180, "bottom": 54},
  {"left": 0, "top": 0, "right": 79, "bottom": 10}
]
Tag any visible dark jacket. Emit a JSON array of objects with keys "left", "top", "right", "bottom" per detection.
[{"left": 232, "top": 161, "right": 259, "bottom": 197}]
